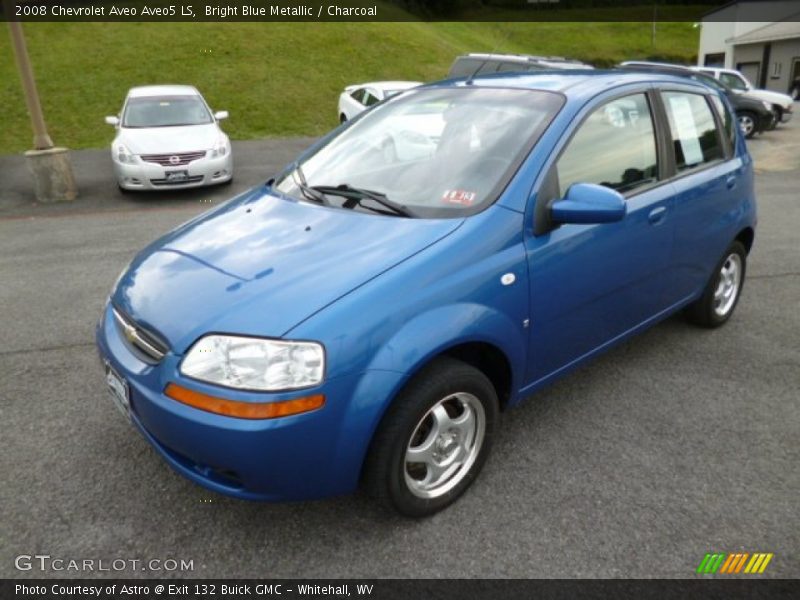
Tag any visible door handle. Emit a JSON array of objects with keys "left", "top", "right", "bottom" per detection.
[
  {"left": 726, "top": 175, "right": 737, "bottom": 190},
  {"left": 648, "top": 206, "right": 667, "bottom": 225}
]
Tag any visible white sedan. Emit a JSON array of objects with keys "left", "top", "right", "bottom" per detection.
[
  {"left": 337, "top": 81, "right": 422, "bottom": 123},
  {"left": 106, "top": 85, "right": 233, "bottom": 191}
]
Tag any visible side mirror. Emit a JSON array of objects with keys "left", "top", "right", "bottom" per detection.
[
  {"left": 551, "top": 183, "right": 626, "bottom": 225},
  {"left": 105, "top": 116, "right": 119, "bottom": 126},
  {"left": 214, "top": 111, "right": 229, "bottom": 121}
]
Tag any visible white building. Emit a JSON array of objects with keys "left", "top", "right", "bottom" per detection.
[{"left": 697, "top": 0, "right": 800, "bottom": 93}]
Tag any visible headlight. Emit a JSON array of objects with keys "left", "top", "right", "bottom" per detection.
[
  {"left": 180, "top": 335, "right": 325, "bottom": 391},
  {"left": 209, "top": 138, "right": 228, "bottom": 158},
  {"left": 115, "top": 143, "right": 136, "bottom": 164}
]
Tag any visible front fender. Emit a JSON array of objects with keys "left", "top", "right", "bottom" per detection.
[{"left": 366, "top": 303, "right": 526, "bottom": 390}]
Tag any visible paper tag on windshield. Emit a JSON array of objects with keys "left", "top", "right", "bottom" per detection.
[{"left": 442, "top": 189, "right": 477, "bottom": 206}]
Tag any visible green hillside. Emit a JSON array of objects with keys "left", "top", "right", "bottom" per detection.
[{"left": 0, "top": 12, "right": 699, "bottom": 153}]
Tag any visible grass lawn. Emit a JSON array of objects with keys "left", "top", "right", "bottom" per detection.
[{"left": 0, "top": 10, "right": 699, "bottom": 153}]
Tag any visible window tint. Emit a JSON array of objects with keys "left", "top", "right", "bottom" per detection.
[
  {"left": 557, "top": 93, "right": 658, "bottom": 196},
  {"left": 363, "top": 92, "right": 380, "bottom": 107},
  {"left": 710, "top": 94, "right": 736, "bottom": 155},
  {"left": 720, "top": 72, "right": 747, "bottom": 91},
  {"left": 663, "top": 92, "right": 724, "bottom": 171}
]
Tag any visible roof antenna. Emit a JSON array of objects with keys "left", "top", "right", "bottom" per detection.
[{"left": 465, "top": 29, "right": 512, "bottom": 86}]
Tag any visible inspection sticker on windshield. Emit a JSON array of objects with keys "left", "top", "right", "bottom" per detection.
[{"left": 442, "top": 189, "right": 477, "bottom": 206}]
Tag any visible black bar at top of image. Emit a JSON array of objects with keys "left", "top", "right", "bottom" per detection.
[
  {"left": 2, "top": 579, "right": 800, "bottom": 600},
  {"left": 3, "top": 0, "right": 800, "bottom": 23}
]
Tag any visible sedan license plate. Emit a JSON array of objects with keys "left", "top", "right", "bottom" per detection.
[
  {"left": 165, "top": 170, "right": 189, "bottom": 183},
  {"left": 105, "top": 362, "right": 131, "bottom": 422}
]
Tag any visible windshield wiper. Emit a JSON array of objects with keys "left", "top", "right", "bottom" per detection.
[
  {"left": 290, "top": 164, "right": 329, "bottom": 206},
  {"left": 310, "top": 184, "right": 416, "bottom": 218}
]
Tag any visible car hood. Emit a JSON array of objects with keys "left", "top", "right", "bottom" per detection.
[
  {"left": 112, "top": 187, "right": 463, "bottom": 354},
  {"left": 117, "top": 123, "right": 221, "bottom": 154},
  {"left": 739, "top": 89, "right": 794, "bottom": 109}
]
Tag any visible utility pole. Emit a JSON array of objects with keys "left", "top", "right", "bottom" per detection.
[{"left": 6, "top": 17, "right": 77, "bottom": 202}]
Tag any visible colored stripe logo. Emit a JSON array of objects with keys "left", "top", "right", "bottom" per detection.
[{"left": 697, "top": 552, "right": 773, "bottom": 574}]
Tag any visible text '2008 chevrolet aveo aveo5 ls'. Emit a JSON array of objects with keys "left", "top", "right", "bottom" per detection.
[{"left": 96, "top": 70, "right": 756, "bottom": 516}]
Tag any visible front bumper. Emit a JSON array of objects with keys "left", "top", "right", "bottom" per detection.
[
  {"left": 113, "top": 153, "right": 233, "bottom": 191},
  {"left": 95, "top": 303, "right": 406, "bottom": 501}
]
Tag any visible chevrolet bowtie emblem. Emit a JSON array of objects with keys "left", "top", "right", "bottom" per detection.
[{"left": 123, "top": 322, "right": 138, "bottom": 344}]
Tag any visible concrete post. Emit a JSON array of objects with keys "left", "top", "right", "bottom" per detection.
[{"left": 7, "top": 20, "right": 78, "bottom": 202}]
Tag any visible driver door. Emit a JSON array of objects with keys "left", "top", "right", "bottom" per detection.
[{"left": 524, "top": 91, "right": 676, "bottom": 386}]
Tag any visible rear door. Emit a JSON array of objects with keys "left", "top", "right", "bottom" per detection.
[
  {"left": 524, "top": 89, "right": 676, "bottom": 385},
  {"left": 658, "top": 87, "right": 746, "bottom": 304}
]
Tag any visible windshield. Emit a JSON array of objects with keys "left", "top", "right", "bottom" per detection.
[
  {"left": 275, "top": 87, "right": 563, "bottom": 218},
  {"left": 123, "top": 95, "right": 212, "bottom": 128}
]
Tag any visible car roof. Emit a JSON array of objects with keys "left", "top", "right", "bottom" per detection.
[
  {"left": 433, "top": 69, "right": 711, "bottom": 99},
  {"left": 128, "top": 85, "right": 201, "bottom": 98}
]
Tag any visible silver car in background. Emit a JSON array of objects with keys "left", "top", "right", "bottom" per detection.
[{"left": 106, "top": 85, "right": 233, "bottom": 191}]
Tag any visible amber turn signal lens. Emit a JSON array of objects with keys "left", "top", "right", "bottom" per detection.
[{"left": 164, "top": 383, "right": 325, "bottom": 419}]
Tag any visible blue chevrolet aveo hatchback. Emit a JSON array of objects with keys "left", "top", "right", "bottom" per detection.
[{"left": 97, "top": 71, "right": 756, "bottom": 516}]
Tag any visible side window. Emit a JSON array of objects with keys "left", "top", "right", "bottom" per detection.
[
  {"left": 710, "top": 94, "right": 736, "bottom": 156},
  {"left": 363, "top": 91, "right": 380, "bottom": 107},
  {"left": 720, "top": 72, "right": 747, "bottom": 91},
  {"left": 663, "top": 91, "right": 724, "bottom": 171},
  {"left": 557, "top": 93, "right": 658, "bottom": 196},
  {"left": 350, "top": 89, "right": 366, "bottom": 104}
]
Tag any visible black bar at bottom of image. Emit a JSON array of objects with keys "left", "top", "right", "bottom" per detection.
[{"left": 2, "top": 579, "right": 799, "bottom": 600}]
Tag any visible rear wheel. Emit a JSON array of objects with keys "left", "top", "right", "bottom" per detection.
[
  {"left": 340, "top": 113, "right": 347, "bottom": 124},
  {"left": 685, "top": 241, "right": 747, "bottom": 328},
  {"left": 737, "top": 111, "right": 758, "bottom": 139},
  {"left": 363, "top": 357, "right": 498, "bottom": 517}
]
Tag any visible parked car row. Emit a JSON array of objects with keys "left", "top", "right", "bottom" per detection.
[{"left": 339, "top": 54, "right": 794, "bottom": 142}]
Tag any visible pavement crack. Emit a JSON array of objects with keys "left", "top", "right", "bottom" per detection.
[{"left": 0, "top": 341, "right": 95, "bottom": 357}]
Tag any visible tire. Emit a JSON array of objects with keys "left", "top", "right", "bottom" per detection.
[
  {"left": 769, "top": 106, "right": 781, "bottom": 130},
  {"left": 685, "top": 241, "right": 747, "bottom": 328},
  {"left": 363, "top": 357, "right": 498, "bottom": 517},
  {"left": 737, "top": 111, "right": 758, "bottom": 139},
  {"left": 340, "top": 114, "right": 347, "bottom": 124}
]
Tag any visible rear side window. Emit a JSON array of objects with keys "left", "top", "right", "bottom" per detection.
[
  {"left": 662, "top": 92, "right": 724, "bottom": 171},
  {"left": 710, "top": 94, "right": 736, "bottom": 155},
  {"left": 557, "top": 93, "right": 658, "bottom": 196},
  {"left": 720, "top": 72, "right": 747, "bottom": 91},
  {"left": 363, "top": 92, "right": 380, "bottom": 107}
]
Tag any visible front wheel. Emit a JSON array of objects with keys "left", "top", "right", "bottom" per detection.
[
  {"left": 685, "top": 241, "right": 747, "bottom": 328},
  {"left": 737, "top": 111, "right": 758, "bottom": 139},
  {"left": 363, "top": 357, "right": 498, "bottom": 517}
]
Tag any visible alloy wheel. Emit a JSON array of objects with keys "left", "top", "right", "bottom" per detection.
[{"left": 404, "top": 392, "right": 486, "bottom": 499}]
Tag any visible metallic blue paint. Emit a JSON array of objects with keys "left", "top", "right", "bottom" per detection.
[{"left": 96, "top": 71, "right": 757, "bottom": 501}]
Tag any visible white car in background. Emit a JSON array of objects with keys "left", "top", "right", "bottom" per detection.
[
  {"left": 106, "top": 85, "right": 233, "bottom": 191},
  {"left": 337, "top": 81, "right": 422, "bottom": 123},
  {"left": 693, "top": 67, "right": 794, "bottom": 126}
]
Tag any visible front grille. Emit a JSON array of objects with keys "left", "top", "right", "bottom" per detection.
[
  {"left": 141, "top": 151, "right": 207, "bottom": 166},
  {"left": 112, "top": 307, "right": 169, "bottom": 364},
  {"left": 150, "top": 175, "right": 204, "bottom": 186}
]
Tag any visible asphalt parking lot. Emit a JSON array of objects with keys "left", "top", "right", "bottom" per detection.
[{"left": 1, "top": 121, "right": 798, "bottom": 579}]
